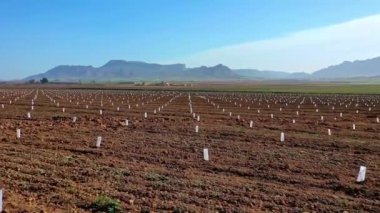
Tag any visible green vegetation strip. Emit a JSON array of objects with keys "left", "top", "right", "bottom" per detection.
[{"left": 2, "top": 82, "right": 380, "bottom": 94}]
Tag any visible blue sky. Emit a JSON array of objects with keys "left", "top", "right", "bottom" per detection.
[{"left": 1, "top": 0, "right": 380, "bottom": 79}]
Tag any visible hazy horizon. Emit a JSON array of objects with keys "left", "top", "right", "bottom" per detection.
[{"left": 1, "top": 0, "right": 380, "bottom": 80}]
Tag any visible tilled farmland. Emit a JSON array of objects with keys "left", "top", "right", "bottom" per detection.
[{"left": 0, "top": 88, "right": 379, "bottom": 212}]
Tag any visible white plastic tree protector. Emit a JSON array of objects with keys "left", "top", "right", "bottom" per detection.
[
  {"left": 280, "top": 132, "right": 285, "bottom": 142},
  {"left": 195, "top": 125, "right": 199, "bottom": 133},
  {"left": 356, "top": 166, "right": 366, "bottom": 182},
  {"left": 0, "top": 189, "right": 2, "bottom": 212},
  {"left": 203, "top": 148, "right": 209, "bottom": 161},
  {"left": 250, "top": 121, "right": 253, "bottom": 128},
  {"left": 16, "top": 129, "right": 21, "bottom": 139},
  {"left": 328, "top": 129, "right": 331, "bottom": 136},
  {"left": 96, "top": 136, "right": 102, "bottom": 148}
]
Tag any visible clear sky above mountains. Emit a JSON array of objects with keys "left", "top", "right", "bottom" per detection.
[{"left": 1, "top": 0, "right": 380, "bottom": 80}]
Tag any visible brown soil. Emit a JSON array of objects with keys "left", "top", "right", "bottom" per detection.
[{"left": 0, "top": 88, "right": 379, "bottom": 212}]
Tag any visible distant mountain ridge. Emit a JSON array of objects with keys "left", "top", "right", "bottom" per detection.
[
  {"left": 311, "top": 56, "right": 380, "bottom": 79},
  {"left": 24, "top": 57, "right": 380, "bottom": 81},
  {"left": 25, "top": 60, "right": 240, "bottom": 81},
  {"left": 233, "top": 57, "right": 380, "bottom": 80}
]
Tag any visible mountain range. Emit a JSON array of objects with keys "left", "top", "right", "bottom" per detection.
[
  {"left": 25, "top": 61, "right": 239, "bottom": 82},
  {"left": 24, "top": 56, "right": 380, "bottom": 82}
]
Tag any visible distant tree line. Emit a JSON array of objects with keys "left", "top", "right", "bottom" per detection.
[{"left": 28, "top": 78, "right": 49, "bottom": 84}]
